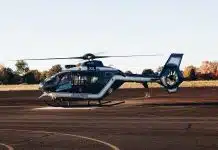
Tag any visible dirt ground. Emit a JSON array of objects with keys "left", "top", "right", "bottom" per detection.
[
  {"left": 0, "top": 87, "right": 218, "bottom": 150},
  {"left": 0, "top": 87, "right": 218, "bottom": 105}
]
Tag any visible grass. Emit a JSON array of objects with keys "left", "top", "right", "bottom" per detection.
[
  {"left": 122, "top": 80, "right": 218, "bottom": 88},
  {"left": 0, "top": 84, "right": 39, "bottom": 91},
  {"left": 0, "top": 80, "right": 218, "bottom": 91}
]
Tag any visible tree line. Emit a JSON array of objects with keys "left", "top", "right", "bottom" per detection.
[
  {"left": 0, "top": 60, "right": 218, "bottom": 85},
  {"left": 126, "top": 61, "right": 218, "bottom": 81},
  {"left": 183, "top": 61, "right": 218, "bottom": 80},
  {"left": 0, "top": 60, "right": 62, "bottom": 84}
]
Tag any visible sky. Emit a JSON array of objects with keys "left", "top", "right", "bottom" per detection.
[{"left": 0, "top": 0, "right": 218, "bottom": 73}]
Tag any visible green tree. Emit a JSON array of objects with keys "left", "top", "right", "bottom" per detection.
[
  {"left": 142, "top": 69, "right": 154, "bottom": 76},
  {"left": 40, "top": 71, "right": 49, "bottom": 81},
  {"left": 5, "top": 68, "right": 14, "bottom": 84},
  {"left": 47, "top": 64, "right": 62, "bottom": 77},
  {"left": 0, "top": 67, "right": 7, "bottom": 84},
  {"left": 23, "top": 70, "right": 41, "bottom": 84},
  {"left": 15, "top": 60, "right": 29, "bottom": 75},
  {"left": 156, "top": 66, "right": 163, "bottom": 73},
  {"left": 10, "top": 74, "right": 22, "bottom": 84},
  {"left": 0, "top": 64, "right": 4, "bottom": 70},
  {"left": 31, "top": 70, "right": 41, "bottom": 83},
  {"left": 0, "top": 66, "right": 15, "bottom": 84},
  {"left": 199, "top": 61, "right": 218, "bottom": 80},
  {"left": 183, "top": 66, "right": 197, "bottom": 80}
]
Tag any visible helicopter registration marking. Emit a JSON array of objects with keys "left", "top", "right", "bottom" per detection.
[{"left": 87, "top": 66, "right": 96, "bottom": 71}]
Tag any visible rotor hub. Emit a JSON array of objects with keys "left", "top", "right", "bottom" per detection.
[{"left": 82, "top": 53, "right": 96, "bottom": 60}]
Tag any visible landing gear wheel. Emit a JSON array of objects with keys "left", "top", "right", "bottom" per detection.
[
  {"left": 108, "top": 88, "right": 113, "bottom": 94},
  {"left": 98, "top": 99, "right": 102, "bottom": 106},
  {"left": 88, "top": 100, "right": 91, "bottom": 106},
  {"left": 57, "top": 99, "right": 71, "bottom": 107}
]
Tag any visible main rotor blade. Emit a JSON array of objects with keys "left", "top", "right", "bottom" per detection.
[
  {"left": 12, "top": 57, "right": 83, "bottom": 61},
  {"left": 95, "top": 54, "right": 163, "bottom": 58},
  {"left": 11, "top": 53, "right": 162, "bottom": 61}
]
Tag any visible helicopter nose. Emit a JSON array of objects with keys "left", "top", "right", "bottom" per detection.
[{"left": 39, "top": 82, "right": 44, "bottom": 90}]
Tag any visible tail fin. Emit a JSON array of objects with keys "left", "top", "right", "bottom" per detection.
[
  {"left": 159, "top": 53, "right": 184, "bottom": 93},
  {"left": 160, "top": 53, "right": 183, "bottom": 75}
]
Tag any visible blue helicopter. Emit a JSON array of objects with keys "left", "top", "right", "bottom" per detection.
[{"left": 20, "top": 53, "right": 184, "bottom": 107}]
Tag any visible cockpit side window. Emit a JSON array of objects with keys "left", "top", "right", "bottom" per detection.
[
  {"left": 71, "top": 73, "right": 99, "bottom": 86},
  {"left": 90, "top": 76, "right": 98, "bottom": 83},
  {"left": 72, "top": 74, "right": 87, "bottom": 85}
]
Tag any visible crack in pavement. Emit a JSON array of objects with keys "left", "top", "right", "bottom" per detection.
[{"left": 11, "top": 133, "right": 55, "bottom": 146}]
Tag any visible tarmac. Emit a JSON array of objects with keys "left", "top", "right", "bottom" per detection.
[{"left": 0, "top": 87, "right": 218, "bottom": 150}]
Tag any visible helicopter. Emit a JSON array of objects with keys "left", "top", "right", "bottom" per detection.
[{"left": 18, "top": 53, "right": 184, "bottom": 107}]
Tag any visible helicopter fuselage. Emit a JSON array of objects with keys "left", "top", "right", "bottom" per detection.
[
  {"left": 39, "top": 65, "right": 158, "bottom": 100},
  {"left": 38, "top": 53, "right": 184, "bottom": 104}
]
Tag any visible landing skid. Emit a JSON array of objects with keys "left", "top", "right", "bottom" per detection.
[
  {"left": 89, "top": 100, "right": 125, "bottom": 107},
  {"left": 88, "top": 100, "right": 112, "bottom": 106},
  {"left": 43, "top": 97, "right": 125, "bottom": 107},
  {"left": 43, "top": 97, "right": 62, "bottom": 107}
]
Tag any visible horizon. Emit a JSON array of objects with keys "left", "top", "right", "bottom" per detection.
[
  {"left": 1, "top": 55, "right": 216, "bottom": 74},
  {"left": 1, "top": 0, "right": 218, "bottom": 73}
]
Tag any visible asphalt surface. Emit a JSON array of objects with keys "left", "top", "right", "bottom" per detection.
[{"left": 0, "top": 87, "right": 218, "bottom": 150}]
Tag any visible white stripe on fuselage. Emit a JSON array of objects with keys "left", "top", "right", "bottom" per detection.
[{"left": 41, "top": 75, "right": 158, "bottom": 100}]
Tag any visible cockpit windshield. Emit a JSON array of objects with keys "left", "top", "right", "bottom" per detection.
[
  {"left": 44, "top": 71, "right": 100, "bottom": 92},
  {"left": 45, "top": 76, "right": 59, "bottom": 85}
]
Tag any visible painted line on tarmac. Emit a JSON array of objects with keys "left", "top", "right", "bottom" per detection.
[
  {"left": 32, "top": 106, "right": 98, "bottom": 110},
  {"left": 0, "top": 106, "right": 27, "bottom": 108},
  {"left": 0, "top": 97, "right": 36, "bottom": 100},
  {"left": 0, "top": 143, "right": 14, "bottom": 150},
  {"left": 0, "top": 129, "right": 120, "bottom": 150}
]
